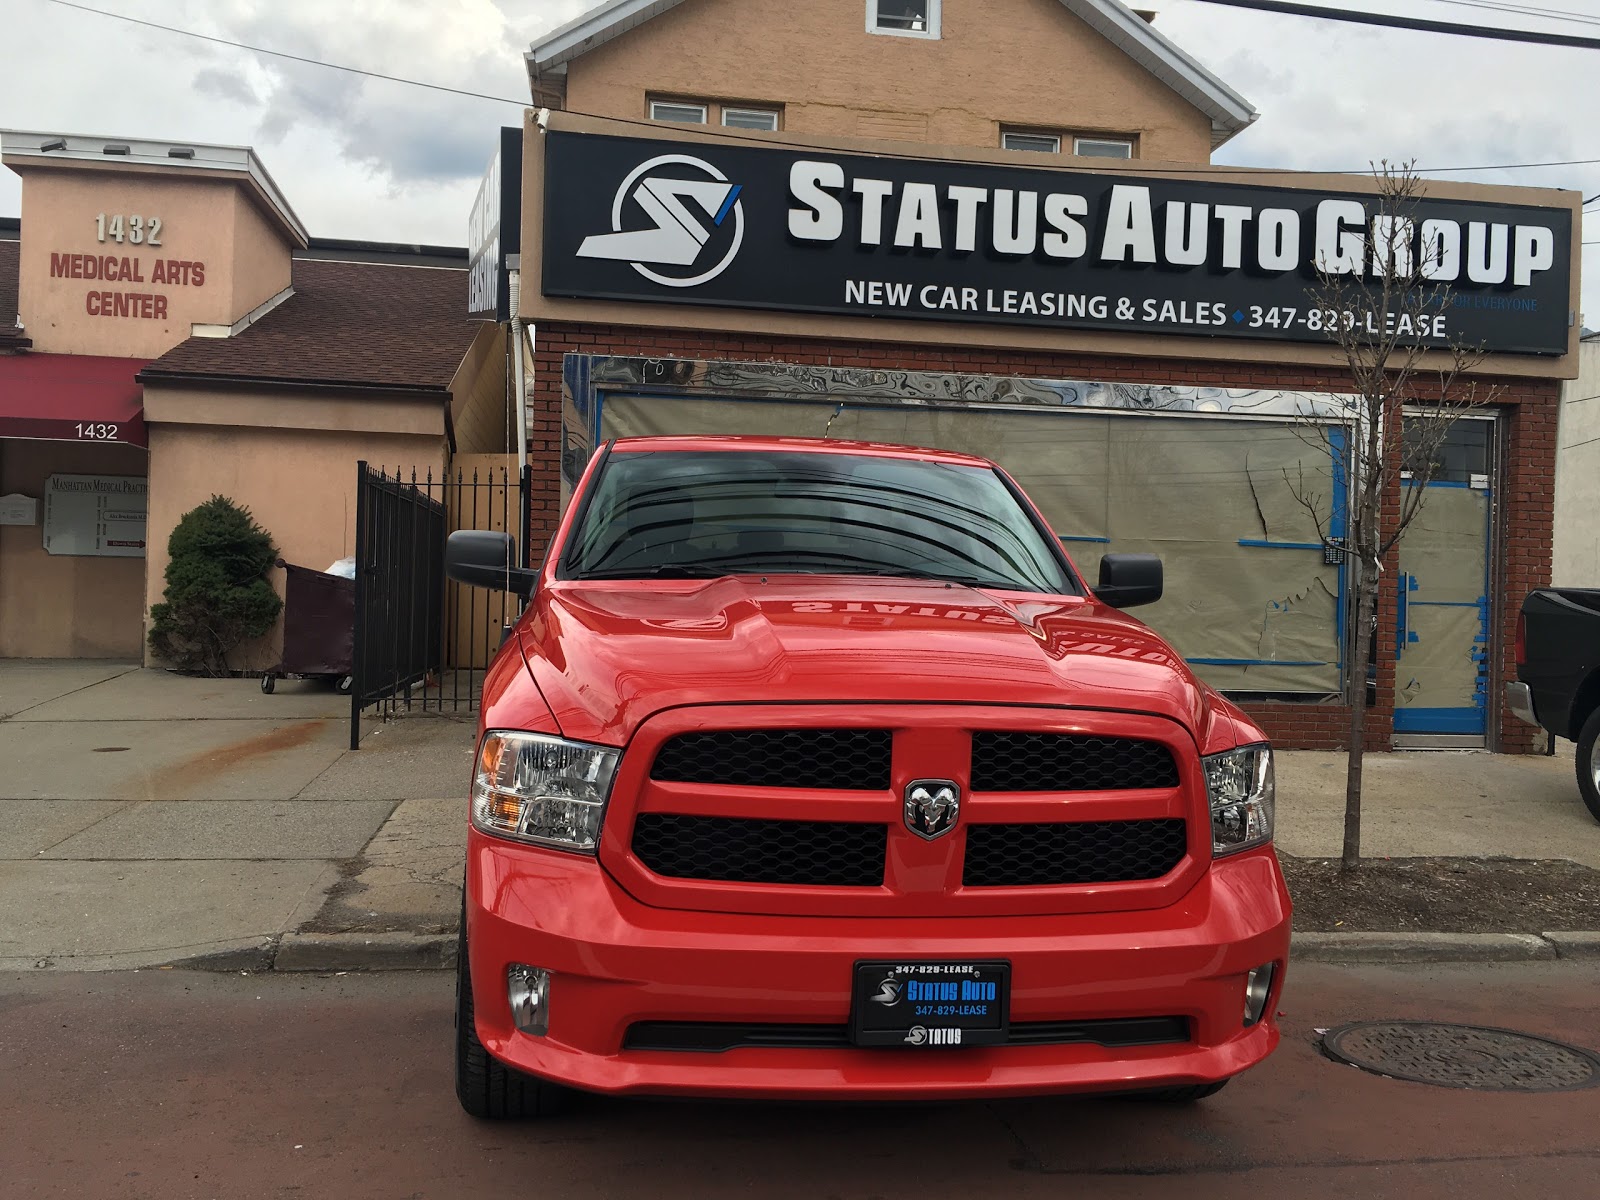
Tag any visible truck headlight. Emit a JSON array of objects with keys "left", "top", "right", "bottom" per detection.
[
  {"left": 1203, "top": 743, "right": 1274, "bottom": 857},
  {"left": 473, "top": 731, "right": 620, "bottom": 854}
]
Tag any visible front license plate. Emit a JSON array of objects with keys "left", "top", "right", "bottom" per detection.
[{"left": 850, "top": 960, "right": 1010, "bottom": 1048}]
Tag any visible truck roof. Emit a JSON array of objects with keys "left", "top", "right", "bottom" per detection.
[{"left": 608, "top": 435, "right": 997, "bottom": 469}]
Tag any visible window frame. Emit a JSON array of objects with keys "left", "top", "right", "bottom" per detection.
[
  {"left": 721, "top": 107, "right": 781, "bottom": 132},
  {"left": 1001, "top": 131, "right": 1063, "bottom": 154},
  {"left": 1073, "top": 136, "right": 1136, "bottom": 160},
  {"left": 868, "top": 0, "right": 941, "bottom": 40},
  {"left": 648, "top": 100, "right": 709, "bottom": 125}
]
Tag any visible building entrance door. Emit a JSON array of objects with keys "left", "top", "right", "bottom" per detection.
[{"left": 1393, "top": 416, "right": 1496, "bottom": 745}]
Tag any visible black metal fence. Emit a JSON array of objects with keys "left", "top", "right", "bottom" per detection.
[{"left": 350, "top": 461, "right": 531, "bottom": 749}]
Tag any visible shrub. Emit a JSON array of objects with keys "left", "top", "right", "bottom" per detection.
[{"left": 148, "top": 496, "right": 282, "bottom": 675}]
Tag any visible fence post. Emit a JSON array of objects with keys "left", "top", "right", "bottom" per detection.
[
  {"left": 350, "top": 460, "right": 368, "bottom": 751},
  {"left": 520, "top": 462, "right": 533, "bottom": 572}
]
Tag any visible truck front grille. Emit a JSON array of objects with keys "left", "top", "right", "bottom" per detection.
[
  {"left": 623, "top": 1016, "right": 1191, "bottom": 1053},
  {"left": 650, "top": 729, "right": 893, "bottom": 790},
  {"left": 971, "top": 732, "right": 1180, "bottom": 791},
  {"left": 963, "top": 819, "right": 1188, "bottom": 887},
  {"left": 632, "top": 813, "right": 887, "bottom": 886}
]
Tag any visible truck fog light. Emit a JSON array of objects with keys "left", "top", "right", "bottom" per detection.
[
  {"left": 1243, "top": 963, "right": 1275, "bottom": 1027},
  {"left": 507, "top": 964, "right": 551, "bottom": 1036}
]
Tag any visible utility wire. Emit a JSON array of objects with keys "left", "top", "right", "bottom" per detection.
[
  {"left": 42, "top": 0, "right": 528, "bottom": 106},
  {"left": 1418, "top": 0, "right": 1600, "bottom": 29},
  {"left": 1188, "top": 0, "right": 1600, "bottom": 47},
  {"left": 39, "top": 0, "right": 1600, "bottom": 181}
]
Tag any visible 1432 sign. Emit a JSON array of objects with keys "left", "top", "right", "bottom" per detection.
[{"left": 95, "top": 213, "right": 163, "bottom": 246}]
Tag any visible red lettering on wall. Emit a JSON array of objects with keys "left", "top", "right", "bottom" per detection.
[{"left": 191, "top": 261, "right": 205, "bottom": 287}]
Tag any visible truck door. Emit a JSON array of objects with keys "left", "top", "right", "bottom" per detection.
[{"left": 1394, "top": 415, "right": 1496, "bottom": 745}]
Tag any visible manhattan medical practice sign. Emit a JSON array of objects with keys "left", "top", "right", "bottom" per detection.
[{"left": 542, "top": 131, "right": 1573, "bottom": 355}]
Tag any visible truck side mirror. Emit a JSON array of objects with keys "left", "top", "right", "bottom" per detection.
[
  {"left": 1095, "top": 553, "right": 1163, "bottom": 609},
  {"left": 445, "top": 530, "right": 538, "bottom": 599}
]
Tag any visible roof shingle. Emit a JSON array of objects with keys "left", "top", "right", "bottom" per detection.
[{"left": 143, "top": 257, "right": 476, "bottom": 392}]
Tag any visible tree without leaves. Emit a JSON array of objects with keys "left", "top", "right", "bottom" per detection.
[{"left": 1285, "top": 161, "right": 1499, "bottom": 871}]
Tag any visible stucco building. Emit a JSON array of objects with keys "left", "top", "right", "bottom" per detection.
[
  {"left": 0, "top": 134, "right": 499, "bottom": 666},
  {"left": 510, "top": 0, "right": 1582, "bottom": 752},
  {"left": 1554, "top": 333, "right": 1599, "bottom": 587}
]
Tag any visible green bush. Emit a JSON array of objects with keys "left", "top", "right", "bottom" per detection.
[{"left": 148, "top": 496, "right": 282, "bottom": 675}]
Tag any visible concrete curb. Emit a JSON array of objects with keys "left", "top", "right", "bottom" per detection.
[
  {"left": 1290, "top": 931, "right": 1557, "bottom": 963},
  {"left": 272, "top": 932, "right": 456, "bottom": 972},
  {"left": 137, "top": 928, "right": 1600, "bottom": 973}
]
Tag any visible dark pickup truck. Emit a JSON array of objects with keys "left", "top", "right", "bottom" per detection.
[{"left": 1511, "top": 588, "right": 1600, "bottom": 821}]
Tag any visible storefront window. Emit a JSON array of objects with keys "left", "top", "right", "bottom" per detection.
[{"left": 599, "top": 393, "right": 1347, "bottom": 697}]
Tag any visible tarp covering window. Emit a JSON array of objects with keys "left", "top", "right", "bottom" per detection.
[
  {"left": 601, "top": 393, "right": 1345, "bottom": 695},
  {"left": 0, "top": 354, "right": 149, "bottom": 447}
]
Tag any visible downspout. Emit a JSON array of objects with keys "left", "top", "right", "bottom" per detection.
[{"left": 506, "top": 254, "right": 528, "bottom": 469}]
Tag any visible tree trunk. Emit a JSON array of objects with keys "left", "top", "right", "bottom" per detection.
[{"left": 1342, "top": 570, "right": 1378, "bottom": 871}]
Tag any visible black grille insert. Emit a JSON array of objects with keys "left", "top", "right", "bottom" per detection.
[
  {"left": 651, "top": 729, "right": 893, "bottom": 790},
  {"left": 963, "top": 819, "right": 1188, "bottom": 887},
  {"left": 971, "top": 732, "right": 1179, "bottom": 792},
  {"left": 632, "top": 813, "right": 886, "bottom": 886},
  {"left": 624, "top": 1016, "right": 1190, "bottom": 1053}
]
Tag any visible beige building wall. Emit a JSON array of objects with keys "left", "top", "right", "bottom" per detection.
[
  {"left": 451, "top": 324, "right": 513, "bottom": 455},
  {"left": 559, "top": 0, "right": 1214, "bottom": 161},
  {"left": 9, "top": 166, "right": 294, "bottom": 358},
  {"left": 1554, "top": 338, "right": 1600, "bottom": 587},
  {"left": 143, "top": 385, "right": 448, "bottom": 670},
  {"left": 0, "top": 437, "right": 148, "bottom": 659}
]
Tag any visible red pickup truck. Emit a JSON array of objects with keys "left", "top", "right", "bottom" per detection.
[{"left": 447, "top": 436, "right": 1290, "bottom": 1118}]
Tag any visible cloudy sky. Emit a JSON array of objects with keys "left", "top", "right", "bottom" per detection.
[{"left": 3, "top": 0, "right": 1596, "bottom": 317}]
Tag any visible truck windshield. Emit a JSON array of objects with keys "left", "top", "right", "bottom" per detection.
[{"left": 562, "top": 449, "right": 1078, "bottom": 594}]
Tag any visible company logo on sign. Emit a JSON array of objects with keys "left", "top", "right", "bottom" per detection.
[{"left": 577, "top": 154, "right": 744, "bottom": 287}]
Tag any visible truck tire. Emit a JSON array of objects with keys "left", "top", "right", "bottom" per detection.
[
  {"left": 454, "top": 919, "right": 572, "bottom": 1119},
  {"left": 1578, "top": 707, "right": 1600, "bottom": 824}
]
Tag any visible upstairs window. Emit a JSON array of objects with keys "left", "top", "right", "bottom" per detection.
[
  {"left": 1002, "top": 131, "right": 1062, "bottom": 154},
  {"left": 870, "top": 0, "right": 940, "bottom": 39},
  {"left": 649, "top": 100, "right": 708, "bottom": 124},
  {"left": 722, "top": 108, "right": 780, "bottom": 131},
  {"left": 1074, "top": 136, "right": 1135, "bottom": 159}
]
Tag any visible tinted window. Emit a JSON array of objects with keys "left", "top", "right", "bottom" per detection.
[{"left": 564, "top": 450, "right": 1077, "bottom": 594}]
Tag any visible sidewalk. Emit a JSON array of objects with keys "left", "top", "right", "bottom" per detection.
[
  {"left": 1, "top": 661, "right": 1596, "bottom": 971},
  {"left": 0, "top": 662, "right": 474, "bottom": 971}
]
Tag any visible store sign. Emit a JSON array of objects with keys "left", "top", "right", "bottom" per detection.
[
  {"left": 468, "top": 127, "right": 524, "bottom": 322},
  {"left": 542, "top": 131, "right": 1574, "bottom": 355},
  {"left": 42, "top": 474, "right": 147, "bottom": 558},
  {"left": 46, "top": 213, "right": 204, "bottom": 322}
]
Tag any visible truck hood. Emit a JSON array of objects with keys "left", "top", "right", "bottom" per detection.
[{"left": 518, "top": 576, "right": 1208, "bottom": 746}]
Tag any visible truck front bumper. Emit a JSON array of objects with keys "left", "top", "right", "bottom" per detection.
[{"left": 465, "top": 833, "right": 1292, "bottom": 1101}]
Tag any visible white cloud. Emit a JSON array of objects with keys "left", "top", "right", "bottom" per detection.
[{"left": 2, "top": 0, "right": 1594, "bottom": 319}]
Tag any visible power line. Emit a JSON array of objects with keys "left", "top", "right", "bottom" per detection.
[
  {"left": 42, "top": 0, "right": 527, "bottom": 106},
  {"left": 1189, "top": 0, "right": 1600, "bottom": 47},
  {"left": 1418, "top": 0, "right": 1600, "bottom": 29},
  {"left": 37, "top": 0, "right": 1600, "bottom": 183}
]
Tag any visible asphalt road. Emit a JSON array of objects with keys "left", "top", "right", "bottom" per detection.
[{"left": 3, "top": 962, "right": 1597, "bottom": 1199}]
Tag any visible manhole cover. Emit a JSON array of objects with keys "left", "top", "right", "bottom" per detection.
[
  {"left": 91, "top": 746, "right": 130, "bottom": 753},
  {"left": 1322, "top": 1021, "right": 1600, "bottom": 1091}
]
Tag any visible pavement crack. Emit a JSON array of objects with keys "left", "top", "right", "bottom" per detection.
[
  {"left": 2, "top": 664, "right": 140, "bottom": 722},
  {"left": 985, "top": 1104, "right": 1044, "bottom": 1174}
]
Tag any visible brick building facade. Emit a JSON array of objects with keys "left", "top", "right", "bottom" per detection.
[{"left": 500, "top": 0, "right": 1581, "bottom": 752}]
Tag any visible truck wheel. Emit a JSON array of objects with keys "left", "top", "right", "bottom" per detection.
[
  {"left": 1128, "top": 1080, "right": 1231, "bottom": 1103},
  {"left": 1577, "top": 708, "right": 1600, "bottom": 824},
  {"left": 455, "top": 918, "right": 571, "bottom": 1119}
]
